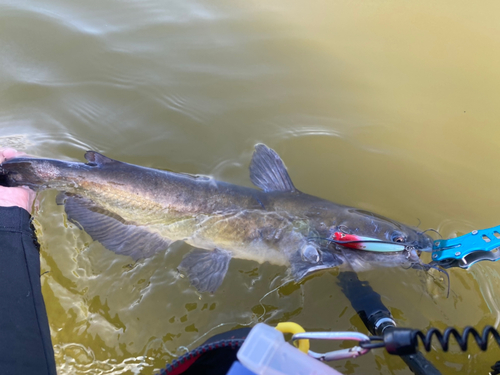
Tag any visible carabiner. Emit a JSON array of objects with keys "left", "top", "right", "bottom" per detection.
[{"left": 292, "top": 331, "right": 371, "bottom": 361}]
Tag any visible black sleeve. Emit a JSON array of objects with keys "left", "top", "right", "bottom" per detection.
[{"left": 0, "top": 206, "right": 56, "bottom": 375}]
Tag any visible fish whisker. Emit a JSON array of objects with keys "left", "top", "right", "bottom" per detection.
[
  {"left": 415, "top": 262, "right": 450, "bottom": 298},
  {"left": 419, "top": 228, "right": 442, "bottom": 238}
]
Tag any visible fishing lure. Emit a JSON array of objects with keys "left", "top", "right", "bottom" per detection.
[{"left": 330, "top": 232, "right": 409, "bottom": 252}]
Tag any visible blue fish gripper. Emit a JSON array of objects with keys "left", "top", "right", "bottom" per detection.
[{"left": 432, "top": 226, "right": 500, "bottom": 269}]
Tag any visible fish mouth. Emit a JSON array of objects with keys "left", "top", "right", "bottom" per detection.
[
  {"left": 291, "top": 250, "right": 344, "bottom": 282},
  {"left": 404, "top": 236, "right": 433, "bottom": 253},
  {"left": 418, "top": 238, "right": 434, "bottom": 252},
  {"left": 296, "top": 264, "right": 334, "bottom": 281}
]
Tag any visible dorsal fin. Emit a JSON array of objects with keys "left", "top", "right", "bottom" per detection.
[
  {"left": 84, "top": 151, "right": 119, "bottom": 166},
  {"left": 249, "top": 144, "right": 296, "bottom": 193}
]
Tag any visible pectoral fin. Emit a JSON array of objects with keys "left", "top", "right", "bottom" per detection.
[
  {"left": 57, "top": 193, "right": 171, "bottom": 260},
  {"left": 178, "top": 248, "right": 232, "bottom": 293}
]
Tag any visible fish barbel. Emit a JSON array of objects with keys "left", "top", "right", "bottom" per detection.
[{"left": 0, "top": 144, "right": 433, "bottom": 292}]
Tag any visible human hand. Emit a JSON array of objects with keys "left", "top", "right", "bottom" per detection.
[{"left": 0, "top": 149, "right": 35, "bottom": 213}]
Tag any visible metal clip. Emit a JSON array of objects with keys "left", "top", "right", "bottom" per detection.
[{"left": 292, "top": 331, "right": 371, "bottom": 361}]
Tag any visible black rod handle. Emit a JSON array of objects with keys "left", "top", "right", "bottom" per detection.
[{"left": 337, "top": 271, "right": 441, "bottom": 375}]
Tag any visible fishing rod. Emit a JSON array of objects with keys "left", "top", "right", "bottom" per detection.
[{"left": 337, "top": 271, "right": 442, "bottom": 375}]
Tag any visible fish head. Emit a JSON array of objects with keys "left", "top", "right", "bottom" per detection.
[
  {"left": 289, "top": 207, "right": 435, "bottom": 279},
  {"left": 288, "top": 209, "right": 434, "bottom": 281},
  {"left": 0, "top": 156, "right": 91, "bottom": 190},
  {"left": 332, "top": 209, "right": 434, "bottom": 253},
  {"left": 289, "top": 241, "right": 344, "bottom": 281},
  {"left": 0, "top": 158, "right": 47, "bottom": 188}
]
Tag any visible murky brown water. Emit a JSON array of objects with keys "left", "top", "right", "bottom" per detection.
[{"left": 2, "top": 0, "right": 500, "bottom": 374}]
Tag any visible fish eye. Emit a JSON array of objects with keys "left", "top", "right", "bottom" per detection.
[
  {"left": 301, "top": 245, "right": 320, "bottom": 264},
  {"left": 391, "top": 232, "right": 407, "bottom": 243},
  {"left": 338, "top": 225, "right": 352, "bottom": 235}
]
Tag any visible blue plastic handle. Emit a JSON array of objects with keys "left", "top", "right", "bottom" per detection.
[{"left": 432, "top": 225, "right": 500, "bottom": 268}]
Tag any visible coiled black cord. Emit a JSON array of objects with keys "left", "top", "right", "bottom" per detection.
[
  {"left": 361, "top": 326, "right": 500, "bottom": 355},
  {"left": 415, "top": 326, "right": 500, "bottom": 352}
]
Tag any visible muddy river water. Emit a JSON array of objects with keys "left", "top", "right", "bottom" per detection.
[{"left": 1, "top": 0, "right": 500, "bottom": 373}]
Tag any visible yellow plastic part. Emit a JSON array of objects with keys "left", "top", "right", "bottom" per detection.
[{"left": 275, "top": 322, "right": 310, "bottom": 353}]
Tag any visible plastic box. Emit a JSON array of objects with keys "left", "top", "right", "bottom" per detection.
[{"left": 237, "top": 323, "right": 344, "bottom": 375}]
